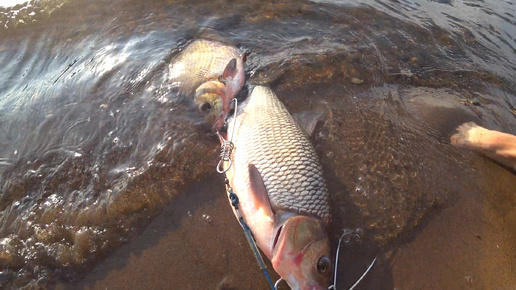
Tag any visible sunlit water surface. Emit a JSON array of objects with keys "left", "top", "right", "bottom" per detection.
[{"left": 0, "top": 0, "right": 515, "bottom": 288}]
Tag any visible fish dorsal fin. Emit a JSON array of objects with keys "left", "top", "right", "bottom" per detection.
[
  {"left": 220, "top": 58, "right": 237, "bottom": 83},
  {"left": 293, "top": 102, "right": 331, "bottom": 138},
  {"left": 248, "top": 164, "right": 274, "bottom": 219},
  {"left": 293, "top": 111, "right": 325, "bottom": 138}
]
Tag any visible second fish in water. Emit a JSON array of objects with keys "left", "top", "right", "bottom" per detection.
[{"left": 168, "top": 39, "right": 245, "bottom": 130}]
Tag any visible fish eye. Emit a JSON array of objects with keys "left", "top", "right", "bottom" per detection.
[
  {"left": 199, "top": 102, "right": 212, "bottom": 112},
  {"left": 316, "top": 256, "right": 332, "bottom": 274}
]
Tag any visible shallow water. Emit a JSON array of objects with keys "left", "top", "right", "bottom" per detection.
[{"left": 0, "top": 0, "right": 515, "bottom": 288}]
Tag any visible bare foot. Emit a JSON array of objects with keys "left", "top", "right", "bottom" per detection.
[
  {"left": 451, "top": 122, "right": 516, "bottom": 171},
  {"left": 450, "top": 122, "right": 489, "bottom": 149}
]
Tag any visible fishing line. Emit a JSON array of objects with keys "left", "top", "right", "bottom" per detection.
[
  {"left": 224, "top": 178, "right": 276, "bottom": 290},
  {"left": 216, "top": 98, "right": 276, "bottom": 290},
  {"left": 329, "top": 230, "right": 377, "bottom": 290},
  {"left": 274, "top": 278, "right": 284, "bottom": 289},
  {"left": 348, "top": 256, "right": 377, "bottom": 290}
]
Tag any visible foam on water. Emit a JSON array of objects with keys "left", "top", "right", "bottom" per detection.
[{"left": 0, "top": 0, "right": 28, "bottom": 8}]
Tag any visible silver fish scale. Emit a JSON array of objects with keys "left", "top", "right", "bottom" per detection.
[{"left": 230, "top": 86, "right": 330, "bottom": 223}]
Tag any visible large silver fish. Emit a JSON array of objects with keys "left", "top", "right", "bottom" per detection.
[
  {"left": 223, "top": 86, "right": 333, "bottom": 290},
  {"left": 168, "top": 39, "right": 245, "bottom": 129}
]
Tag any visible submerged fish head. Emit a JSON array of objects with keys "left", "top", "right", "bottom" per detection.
[
  {"left": 272, "top": 216, "right": 332, "bottom": 290},
  {"left": 194, "top": 80, "right": 229, "bottom": 130}
]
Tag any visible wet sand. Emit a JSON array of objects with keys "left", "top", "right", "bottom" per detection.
[
  {"left": 59, "top": 165, "right": 516, "bottom": 290},
  {"left": 58, "top": 173, "right": 280, "bottom": 290},
  {"left": 389, "top": 175, "right": 516, "bottom": 290},
  {"left": 57, "top": 89, "right": 516, "bottom": 290}
]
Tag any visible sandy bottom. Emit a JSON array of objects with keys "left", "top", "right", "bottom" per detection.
[
  {"left": 57, "top": 166, "right": 516, "bottom": 290},
  {"left": 57, "top": 174, "right": 280, "bottom": 290}
]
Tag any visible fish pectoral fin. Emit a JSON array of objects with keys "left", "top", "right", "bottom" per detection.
[
  {"left": 219, "top": 58, "right": 237, "bottom": 83},
  {"left": 248, "top": 164, "right": 275, "bottom": 219}
]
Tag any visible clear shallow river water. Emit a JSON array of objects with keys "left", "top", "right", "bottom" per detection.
[{"left": 0, "top": 0, "right": 515, "bottom": 289}]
